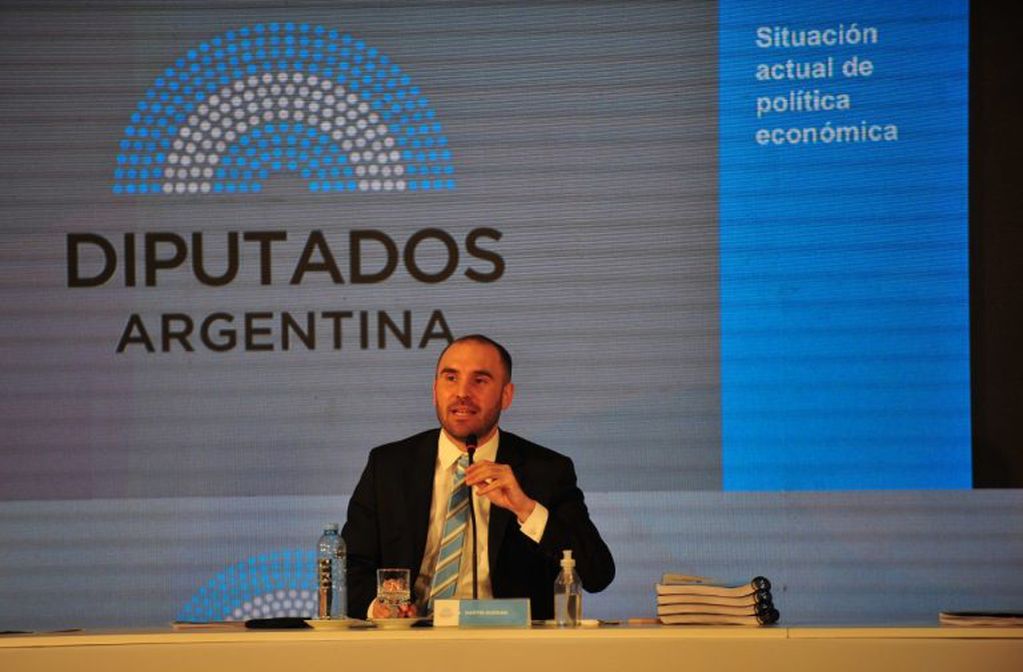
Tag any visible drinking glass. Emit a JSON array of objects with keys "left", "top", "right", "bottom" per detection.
[{"left": 376, "top": 568, "right": 411, "bottom": 615}]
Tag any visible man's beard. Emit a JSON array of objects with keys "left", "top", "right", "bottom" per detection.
[{"left": 436, "top": 401, "right": 501, "bottom": 442}]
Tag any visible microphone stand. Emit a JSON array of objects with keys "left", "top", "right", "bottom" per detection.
[{"left": 466, "top": 434, "right": 478, "bottom": 600}]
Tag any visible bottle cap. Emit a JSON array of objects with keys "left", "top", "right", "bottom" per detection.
[
  {"left": 325, "top": 522, "right": 339, "bottom": 533},
  {"left": 560, "top": 549, "right": 575, "bottom": 568}
]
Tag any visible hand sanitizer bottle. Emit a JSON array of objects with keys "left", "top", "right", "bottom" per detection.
[{"left": 553, "top": 549, "right": 582, "bottom": 627}]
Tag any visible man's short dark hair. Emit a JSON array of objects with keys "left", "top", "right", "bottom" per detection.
[{"left": 436, "top": 334, "right": 513, "bottom": 381}]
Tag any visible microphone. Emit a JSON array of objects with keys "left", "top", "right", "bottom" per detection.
[{"left": 465, "top": 433, "right": 479, "bottom": 600}]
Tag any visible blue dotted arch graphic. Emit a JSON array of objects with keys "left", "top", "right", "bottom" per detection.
[
  {"left": 177, "top": 548, "right": 317, "bottom": 622},
  {"left": 114, "top": 22, "right": 454, "bottom": 195}
]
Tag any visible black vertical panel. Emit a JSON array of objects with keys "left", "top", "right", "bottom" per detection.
[{"left": 970, "top": 1, "right": 1023, "bottom": 487}]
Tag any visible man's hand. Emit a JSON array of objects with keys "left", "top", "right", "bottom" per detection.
[
  {"left": 371, "top": 599, "right": 418, "bottom": 619},
  {"left": 465, "top": 460, "right": 537, "bottom": 522}
]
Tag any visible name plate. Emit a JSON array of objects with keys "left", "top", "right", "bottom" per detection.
[{"left": 433, "top": 599, "right": 531, "bottom": 628}]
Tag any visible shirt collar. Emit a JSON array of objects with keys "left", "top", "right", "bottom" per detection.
[{"left": 438, "top": 428, "right": 500, "bottom": 468}]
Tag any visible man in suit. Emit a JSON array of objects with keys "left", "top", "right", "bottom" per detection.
[{"left": 342, "top": 334, "right": 614, "bottom": 620}]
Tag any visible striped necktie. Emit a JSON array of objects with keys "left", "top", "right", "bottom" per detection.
[{"left": 428, "top": 453, "right": 470, "bottom": 610}]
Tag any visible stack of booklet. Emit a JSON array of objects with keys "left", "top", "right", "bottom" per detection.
[{"left": 655, "top": 573, "right": 780, "bottom": 626}]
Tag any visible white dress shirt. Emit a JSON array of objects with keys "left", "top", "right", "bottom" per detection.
[{"left": 413, "top": 428, "right": 548, "bottom": 610}]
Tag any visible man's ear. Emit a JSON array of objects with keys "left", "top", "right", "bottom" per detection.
[{"left": 501, "top": 382, "right": 515, "bottom": 410}]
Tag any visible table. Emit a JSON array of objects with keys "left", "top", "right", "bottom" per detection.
[{"left": 2, "top": 625, "right": 1021, "bottom": 672}]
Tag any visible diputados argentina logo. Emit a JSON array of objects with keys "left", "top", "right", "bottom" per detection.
[{"left": 69, "top": 22, "right": 503, "bottom": 354}]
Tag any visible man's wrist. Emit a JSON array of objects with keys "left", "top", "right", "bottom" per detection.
[{"left": 515, "top": 498, "right": 537, "bottom": 523}]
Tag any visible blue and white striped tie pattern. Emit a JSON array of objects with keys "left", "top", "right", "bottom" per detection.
[{"left": 428, "top": 454, "right": 470, "bottom": 609}]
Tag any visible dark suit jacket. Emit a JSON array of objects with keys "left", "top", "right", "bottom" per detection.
[{"left": 342, "top": 428, "right": 615, "bottom": 620}]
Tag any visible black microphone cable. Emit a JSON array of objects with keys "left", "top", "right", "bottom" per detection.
[{"left": 465, "top": 433, "right": 479, "bottom": 600}]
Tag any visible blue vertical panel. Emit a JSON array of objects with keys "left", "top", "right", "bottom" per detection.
[{"left": 719, "top": 1, "right": 970, "bottom": 490}]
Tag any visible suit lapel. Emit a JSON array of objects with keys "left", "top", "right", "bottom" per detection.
[
  {"left": 409, "top": 429, "right": 439, "bottom": 571},
  {"left": 488, "top": 431, "right": 525, "bottom": 572}
]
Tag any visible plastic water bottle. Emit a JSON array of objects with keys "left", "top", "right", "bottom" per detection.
[
  {"left": 553, "top": 549, "right": 582, "bottom": 626},
  {"left": 317, "top": 523, "right": 347, "bottom": 619}
]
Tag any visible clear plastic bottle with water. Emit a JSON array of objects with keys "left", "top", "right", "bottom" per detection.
[
  {"left": 553, "top": 549, "right": 582, "bottom": 627},
  {"left": 317, "top": 523, "right": 347, "bottom": 619}
]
